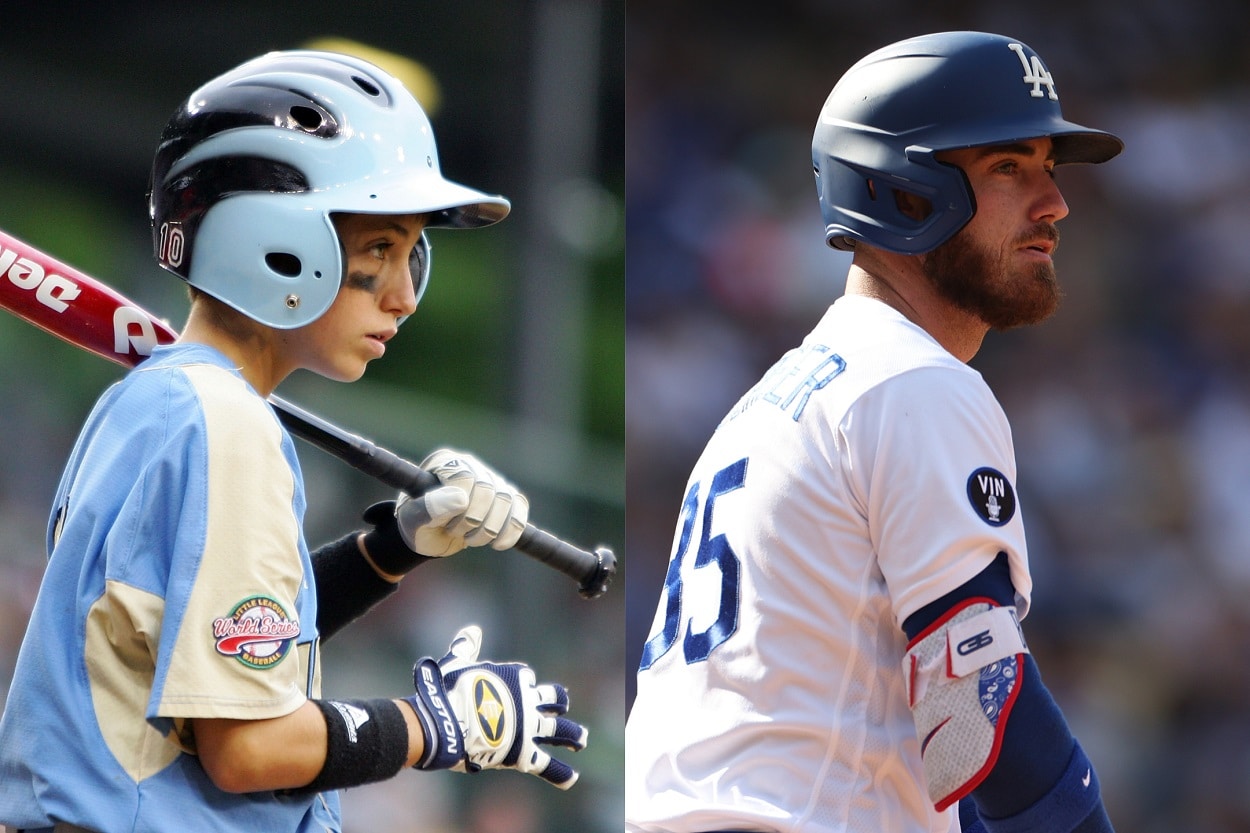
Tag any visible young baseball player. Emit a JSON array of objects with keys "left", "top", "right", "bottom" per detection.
[
  {"left": 0, "top": 51, "right": 586, "bottom": 832},
  {"left": 627, "top": 32, "right": 1119, "bottom": 833}
]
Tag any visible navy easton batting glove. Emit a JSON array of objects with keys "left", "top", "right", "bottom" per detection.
[{"left": 405, "top": 625, "right": 588, "bottom": 789}]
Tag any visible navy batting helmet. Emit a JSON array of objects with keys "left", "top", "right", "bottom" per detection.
[
  {"left": 149, "top": 50, "right": 510, "bottom": 328},
  {"left": 812, "top": 31, "right": 1123, "bottom": 255}
]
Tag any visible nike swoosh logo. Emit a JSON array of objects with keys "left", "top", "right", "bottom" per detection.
[
  {"left": 1082, "top": 768, "right": 1091, "bottom": 788},
  {"left": 921, "top": 717, "right": 952, "bottom": 755}
]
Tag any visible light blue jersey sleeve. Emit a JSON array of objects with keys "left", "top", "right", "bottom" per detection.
[{"left": 0, "top": 343, "right": 336, "bottom": 833}]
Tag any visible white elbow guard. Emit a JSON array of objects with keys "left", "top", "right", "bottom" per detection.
[{"left": 902, "top": 600, "right": 1029, "bottom": 811}]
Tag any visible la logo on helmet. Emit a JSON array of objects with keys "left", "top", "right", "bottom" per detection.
[{"left": 1008, "top": 43, "right": 1058, "bottom": 100}]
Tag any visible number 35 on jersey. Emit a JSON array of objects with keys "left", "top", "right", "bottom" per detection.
[{"left": 639, "top": 457, "right": 748, "bottom": 670}]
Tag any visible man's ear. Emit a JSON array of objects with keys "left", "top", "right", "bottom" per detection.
[{"left": 893, "top": 189, "right": 933, "bottom": 221}]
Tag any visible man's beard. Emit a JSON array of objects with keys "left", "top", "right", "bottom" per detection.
[{"left": 920, "top": 223, "right": 1062, "bottom": 331}]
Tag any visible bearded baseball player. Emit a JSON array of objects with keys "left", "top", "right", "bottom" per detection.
[
  {"left": 0, "top": 51, "right": 586, "bottom": 833},
  {"left": 626, "top": 32, "right": 1120, "bottom": 833}
]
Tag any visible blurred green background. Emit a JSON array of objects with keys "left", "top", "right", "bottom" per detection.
[{"left": 0, "top": 3, "right": 623, "bottom": 832}]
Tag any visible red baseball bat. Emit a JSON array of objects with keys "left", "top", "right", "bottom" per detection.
[{"left": 0, "top": 227, "right": 615, "bottom": 599}]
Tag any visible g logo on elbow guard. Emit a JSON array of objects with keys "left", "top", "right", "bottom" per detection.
[
  {"left": 956, "top": 629, "right": 994, "bottom": 656},
  {"left": 473, "top": 676, "right": 508, "bottom": 747}
]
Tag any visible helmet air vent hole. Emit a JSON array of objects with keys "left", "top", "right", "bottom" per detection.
[
  {"left": 351, "top": 75, "right": 381, "bottom": 97},
  {"left": 265, "top": 252, "right": 302, "bottom": 277},
  {"left": 289, "top": 105, "right": 323, "bottom": 131},
  {"left": 865, "top": 179, "right": 878, "bottom": 201}
]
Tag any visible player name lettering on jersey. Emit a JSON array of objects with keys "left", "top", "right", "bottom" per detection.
[{"left": 724, "top": 341, "right": 846, "bottom": 424}]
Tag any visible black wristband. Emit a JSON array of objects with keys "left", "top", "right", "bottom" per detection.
[
  {"left": 361, "top": 501, "right": 436, "bottom": 575},
  {"left": 303, "top": 698, "right": 410, "bottom": 792}
]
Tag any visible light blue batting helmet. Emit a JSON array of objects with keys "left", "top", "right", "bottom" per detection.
[{"left": 149, "top": 50, "right": 510, "bottom": 328}]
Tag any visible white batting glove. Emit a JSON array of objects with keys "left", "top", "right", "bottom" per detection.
[
  {"left": 406, "top": 625, "right": 588, "bottom": 789},
  {"left": 395, "top": 449, "right": 529, "bottom": 557}
]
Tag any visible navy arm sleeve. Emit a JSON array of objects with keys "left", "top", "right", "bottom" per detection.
[{"left": 902, "top": 553, "right": 1114, "bottom": 833}]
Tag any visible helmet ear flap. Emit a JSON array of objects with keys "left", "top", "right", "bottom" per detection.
[
  {"left": 190, "top": 194, "right": 342, "bottom": 328},
  {"left": 815, "top": 148, "right": 975, "bottom": 254}
]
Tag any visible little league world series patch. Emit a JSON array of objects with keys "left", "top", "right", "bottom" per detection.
[{"left": 213, "top": 595, "right": 301, "bottom": 668}]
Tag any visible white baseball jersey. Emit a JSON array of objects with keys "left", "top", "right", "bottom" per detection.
[{"left": 626, "top": 295, "right": 1032, "bottom": 833}]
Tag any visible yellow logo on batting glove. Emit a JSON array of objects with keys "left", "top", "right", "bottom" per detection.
[{"left": 474, "top": 675, "right": 507, "bottom": 747}]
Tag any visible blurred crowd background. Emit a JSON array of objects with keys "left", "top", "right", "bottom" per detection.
[
  {"left": 0, "top": 2, "right": 623, "bottom": 832},
  {"left": 626, "top": 0, "right": 1250, "bottom": 830}
]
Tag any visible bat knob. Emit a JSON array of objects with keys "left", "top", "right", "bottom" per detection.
[{"left": 578, "top": 546, "right": 618, "bottom": 600}]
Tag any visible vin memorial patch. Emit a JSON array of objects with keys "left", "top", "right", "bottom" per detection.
[{"left": 966, "top": 467, "right": 1016, "bottom": 527}]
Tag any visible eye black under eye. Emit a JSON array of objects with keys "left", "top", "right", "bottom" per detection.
[{"left": 344, "top": 271, "right": 377, "bottom": 291}]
